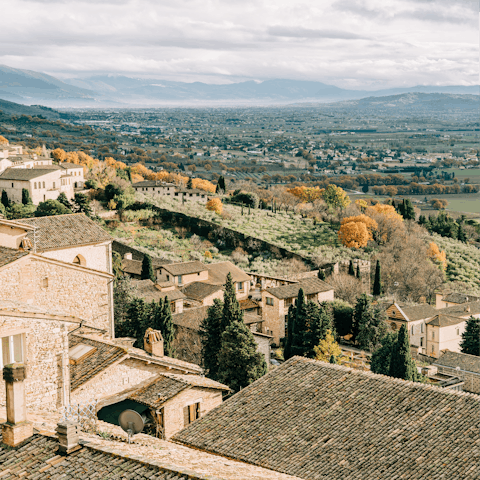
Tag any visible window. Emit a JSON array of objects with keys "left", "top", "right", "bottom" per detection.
[
  {"left": 431, "top": 345, "right": 435, "bottom": 354},
  {"left": 73, "top": 255, "right": 86, "bottom": 266},
  {"left": 411, "top": 326, "right": 414, "bottom": 335},
  {"left": 432, "top": 331, "right": 435, "bottom": 340},
  {"left": 420, "top": 337, "right": 424, "bottom": 347},
  {"left": 42, "top": 182, "right": 45, "bottom": 188},
  {"left": 53, "top": 182, "right": 55, "bottom": 188},
  {"left": 421, "top": 324, "right": 424, "bottom": 333},
  {"left": 34, "top": 182, "right": 37, "bottom": 189},
  {"left": 178, "top": 275, "right": 183, "bottom": 285},
  {"left": 237, "top": 282, "right": 244, "bottom": 292},
  {"left": 391, "top": 322, "right": 397, "bottom": 330},
  {"left": 266, "top": 297, "right": 274, "bottom": 306},
  {"left": 42, "top": 277, "right": 48, "bottom": 288},
  {"left": 170, "top": 301, "right": 176, "bottom": 313},
  {"left": 456, "top": 328, "right": 460, "bottom": 336},
  {"left": 0, "top": 334, "right": 24, "bottom": 368},
  {"left": 166, "top": 274, "right": 170, "bottom": 281},
  {"left": 183, "top": 402, "right": 200, "bottom": 426},
  {"left": 11, "top": 183, "right": 14, "bottom": 188}
]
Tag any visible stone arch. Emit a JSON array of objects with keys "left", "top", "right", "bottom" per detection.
[{"left": 73, "top": 254, "right": 86, "bottom": 267}]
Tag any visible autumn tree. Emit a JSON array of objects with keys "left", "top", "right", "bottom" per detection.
[
  {"left": 321, "top": 184, "right": 350, "bottom": 210},
  {"left": 51, "top": 148, "right": 67, "bottom": 163},
  {"left": 0, "top": 136, "right": 8, "bottom": 145},
  {"left": 206, "top": 198, "right": 222, "bottom": 215},
  {"left": 314, "top": 330, "right": 342, "bottom": 363},
  {"left": 338, "top": 221, "right": 371, "bottom": 248},
  {"left": 427, "top": 242, "right": 447, "bottom": 271}
]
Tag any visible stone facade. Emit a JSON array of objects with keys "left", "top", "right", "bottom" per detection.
[
  {"left": 0, "top": 313, "right": 70, "bottom": 410},
  {"left": 0, "top": 255, "right": 113, "bottom": 336},
  {"left": 172, "top": 326, "right": 203, "bottom": 366}
]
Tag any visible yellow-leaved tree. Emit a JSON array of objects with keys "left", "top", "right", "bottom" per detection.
[
  {"left": 321, "top": 184, "right": 350, "bottom": 210},
  {"left": 206, "top": 198, "right": 222, "bottom": 215},
  {"left": 314, "top": 330, "right": 343, "bottom": 363},
  {"left": 338, "top": 214, "right": 378, "bottom": 248},
  {"left": 427, "top": 242, "right": 447, "bottom": 271},
  {"left": 0, "top": 136, "right": 8, "bottom": 145},
  {"left": 366, "top": 203, "right": 404, "bottom": 244},
  {"left": 287, "top": 185, "right": 324, "bottom": 203}
]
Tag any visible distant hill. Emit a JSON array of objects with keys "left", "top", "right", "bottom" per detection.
[
  {"left": 1, "top": 64, "right": 478, "bottom": 107},
  {"left": 0, "top": 98, "right": 66, "bottom": 120},
  {"left": 0, "top": 65, "right": 97, "bottom": 106}
]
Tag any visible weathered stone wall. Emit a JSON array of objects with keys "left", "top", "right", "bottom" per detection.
[
  {"left": 163, "top": 387, "right": 223, "bottom": 439},
  {"left": 0, "top": 257, "right": 112, "bottom": 335},
  {"left": 0, "top": 314, "right": 69, "bottom": 410},
  {"left": 172, "top": 326, "right": 202, "bottom": 366},
  {"left": 41, "top": 242, "right": 111, "bottom": 274},
  {"left": 252, "top": 333, "right": 271, "bottom": 368}
]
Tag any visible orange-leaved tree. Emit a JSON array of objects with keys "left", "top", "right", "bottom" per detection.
[
  {"left": 51, "top": 148, "right": 67, "bottom": 162},
  {"left": 206, "top": 198, "right": 222, "bottom": 215},
  {"left": 338, "top": 214, "right": 378, "bottom": 248},
  {"left": 287, "top": 185, "right": 324, "bottom": 203},
  {"left": 366, "top": 203, "right": 404, "bottom": 244},
  {"left": 427, "top": 242, "right": 447, "bottom": 271},
  {"left": 0, "top": 135, "right": 9, "bottom": 145}
]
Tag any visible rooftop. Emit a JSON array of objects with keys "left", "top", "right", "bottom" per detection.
[
  {"left": 132, "top": 279, "right": 186, "bottom": 302},
  {"left": 182, "top": 281, "right": 222, "bottom": 301},
  {"left": 438, "top": 301, "right": 480, "bottom": 317},
  {"left": 19, "top": 214, "right": 112, "bottom": 251},
  {"left": 393, "top": 303, "right": 437, "bottom": 321},
  {"left": 172, "top": 306, "right": 210, "bottom": 331},
  {"left": 133, "top": 180, "right": 175, "bottom": 187},
  {"left": 206, "top": 261, "right": 251, "bottom": 285},
  {"left": 161, "top": 260, "right": 207, "bottom": 277},
  {"left": 441, "top": 292, "right": 480, "bottom": 304},
  {"left": 426, "top": 314, "right": 466, "bottom": 327},
  {"left": 0, "top": 167, "right": 58, "bottom": 181},
  {"left": 434, "top": 350, "right": 480, "bottom": 375},
  {"left": 174, "top": 357, "right": 480, "bottom": 480},
  {"left": 265, "top": 277, "right": 333, "bottom": 299},
  {"left": 0, "top": 246, "right": 28, "bottom": 268}
]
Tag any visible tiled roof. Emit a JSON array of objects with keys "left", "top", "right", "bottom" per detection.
[
  {"left": 265, "top": 278, "right": 333, "bottom": 299},
  {"left": 434, "top": 350, "right": 480, "bottom": 375},
  {"left": 113, "top": 240, "right": 172, "bottom": 266},
  {"left": 20, "top": 214, "right": 112, "bottom": 251},
  {"left": 398, "top": 304, "right": 437, "bottom": 321},
  {"left": 132, "top": 279, "right": 186, "bottom": 302},
  {"left": 162, "top": 261, "right": 207, "bottom": 276},
  {"left": 426, "top": 314, "right": 466, "bottom": 327},
  {"left": 172, "top": 306, "right": 209, "bottom": 331},
  {"left": 59, "top": 162, "right": 84, "bottom": 169},
  {"left": 206, "top": 261, "right": 251, "bottom": 285},
  {"left": 243, "top": 313, "right": 263, "bottom": 325},
  {"left": 0, "top": 246, "right": 28, "bottom": 268},
  {"left": 69, "top": 335, "right": 127, "bottom": 391},
  {"left": 438, "top": 301, "right": 480, "bottom": 317},
  {"left": 174, "top": 357, "right": 480, "bottom": 480},
  {"left": 0, "top": 167, "right": 57, "bottom": 180},
  {"left": 133, "top": 180, "right": 175, "bottom": 187},
  {"left": 441, "top": 292, "right": 480, "bottom": 304},
  {"left": 0, "top": 434, "right": 215, "bottom": 480},
  {"left": 182, "top": 282, "right": 222, "bottom": 301},
  {"left": 129, "top": 373, "right": 229, "bottom": 408},
  {"left": 239, "top": 298, "right": 259, "bottom": 310}
]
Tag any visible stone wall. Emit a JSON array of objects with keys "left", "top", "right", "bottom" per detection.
[
  {"left": 172, "top": 326, "right": 202, "bottom": 366},
  {"left": 0, "top": 256, "right": 112, "bottom": 335},
  {"left": 163, "top": 387, "right": 223, "bottom": 439},
  {"left": 435, "top": 365, "right": 480, "bottom": 395},
  {"left": 0, "top": 314, "right": 69, "bottom": 410}
]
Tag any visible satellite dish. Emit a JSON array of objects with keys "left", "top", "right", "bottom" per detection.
[{"left": 118, "top": 409, "right": 145, "bottom": 444}]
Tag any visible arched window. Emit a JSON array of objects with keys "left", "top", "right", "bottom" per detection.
[
  {"left": 73, "top": 255, "right": 86, "bottom": 266},
  {"left": 34, "top": 182, "right": 37, "bottom": 189},
  {"left": 391, "top": 322, "right": 397, "bottom": 330}
]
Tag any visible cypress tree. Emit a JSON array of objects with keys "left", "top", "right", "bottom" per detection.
[
  {"left": 125, "top": 298, "right": 148, "bottom": 347},
  {"left": 290, "top": 288, "right": 308, "bottom": 357},
  {"left": 348, "top": 260, "right": 354, "bottom": 276},
  {"left": 200, "top": 299, "right": 224, "bottom": 380},
  {"left": 72, "top": 193, "right": 92, "bottom": 216},
  {"left": 217, "top": 320, "right": 267, "bottom": 393},
  {"left": 141, "top": 254, "right": 155, "bottom": 282},
  {"left": 317, "top": 269, "right": 326, "bottom": 281},
  {"left": 404, "top": 199, "right": 415, "bottom": 220},
  {"left": 57, "top": 192, "right": 71, "bottom": 209},
  {"left": 356, "top": 263, "right": 361, "bottom": 279},
  {"left": 304, "top": 302, "right": 333, "bottom": 358},
  {"left": 21, "top": 188, "right": 32, "bottom": 205},
  {"left": 373, "top": 260, "right": 382, "bottom": 296},
  {"left": 221, "top": 272, "right": 243, "bottom": 331},
  {"left": 457, "top": 224, "right": 467, "bottom": 243},
  {"left": 329, "top": 354, "right": 337, "bottom": 364},
  {"left": 218, "top": 175, "right": 226, "bottom": 192},
  {"left": 1, "top": 190, "right": 9, "bottom": 208},
  {"left": 370, "top": 332, "right": 398, "bottom": 375},
  {"left": 283, "top": 304, "right": 295, "bottom": 360},
  {"left": 356, "top": 304, "right": 387, "bottom": 351},
  {"left": 160, "top": 296, "right": 174, "bottom": 356},
  {"left": 389, "top": 324, "right": 418, "bottom": 381},
  {"left": 460, "top": 316, "right": 480, "bottom": 356},
  {"left": 352, "top": 294, "right": 370, "bottom": 343},
  {"left": 187, "top": 177, "right": 193, "bottom": 189}
]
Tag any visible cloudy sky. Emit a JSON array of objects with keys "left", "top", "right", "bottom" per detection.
[{"left": 1, "top": 0, "right": 477, "bottom": 88}]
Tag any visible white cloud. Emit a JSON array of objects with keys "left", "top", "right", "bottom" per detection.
[{"left": 0, "top": 0, "right": 476, "bottom": 88}]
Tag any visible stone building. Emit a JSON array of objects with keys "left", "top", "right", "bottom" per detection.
[
  {"left": 133, "top": 180, "right": 208, "bottom": 203},
  {"left": 435, "top": 292, "right": 480, "bottom": 309},
  {"left": 261, "top": 278, "right": 334, "bottom": 345},
  {"left": 434, "top": 350, "right": 480, "bottom": 394}
]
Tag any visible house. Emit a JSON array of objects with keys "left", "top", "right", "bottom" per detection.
[
  {"left": 425, "top": 314, "right": 466, "bottom": 357},
  {"left": 133, "top": 181, "right": 208, "bottom": 203},
  {"left": 435, "top": 292, "right": 480, "bottom": 309},
  {"left": 0, "top": 167, "right": 75, "bottom": 204},
  {"left": 173, "top": 357, "right": 480, "bottom": 480},
  {"left": 132, "top": 279, "right": 186, "bottom": 313},
  {"left": 96, "top": 372, "right": 229, "bottom": 439},
  {"left": 157, "top": 261, "right": 208, "bottom": 287},
  {"left": 434, "top": 350, "right": 480, "bottom": 394},
  {"left": 261, "top": 278, "right": 334, "bottom": 345}
]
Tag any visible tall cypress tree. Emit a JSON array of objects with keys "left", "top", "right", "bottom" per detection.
[
  {"left": 21, "top": 188, "right": 32, "bottom": 205},
  {"left": 389, "top": 324, "right": 418, "bottom": 381},
  {"left": 457, "top": 224, "right": 467, "bottom": 243},
  {"left": 187, "top": 177, "right": 193, "bottom": 189},
  {"left": 160, "top": 296, "right": 175, "bottom": 356},
  {"left": 200, "top": 299, "right": 224, "bottom": 380},
  {"left": 348, "top": 260, "right": 355, "bottom": 276},
  {"left": 404, "top": 199, "right": 415, "bottom": 220},
  {"left": 217, "top": 320, "right": 267, "bottom": 393},
  {"left": 290, "top": 288, "right": 308, "bottom": 357},
  {"left": 370, "top": 332, "right": 398, "bottom": 375},
  {"left": 141, "top": 254, "right": 155, "bottom": 282},
  {"left": 356, "top": 264, "right": 361, "bottom": 279},
  {"left": 304, "top": 302, "right": 333, "bottom": 358},
  {"left": 221, "top": 272, "right": 243, "bottom": 331},
  {"left": 125, "top": 298, "right": 148, "bottom": 347},
  {"left": 352, "top": 294, "right": 370, "bottom": 343},
  {"left": 283, "top": 304, "right": 295, "bottom": 360},
  {"left": 356, "top": 303, "right": 387, "bottom": 351},
  {"left": 1, "top": 190, "right": 9, "bottom": 208},
  {"left": 373, "top": 260, "right": 382, "bottom": 296},
  {"left": 217, "top": 175, "right": 226, "bottom": 193},
  {"left": 460, "top": 317, "right": 480, "bottom": 356}
]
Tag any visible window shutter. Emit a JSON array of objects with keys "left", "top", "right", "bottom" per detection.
[{"left": 183, "top": 406, "right": 190, "bottom": 426}]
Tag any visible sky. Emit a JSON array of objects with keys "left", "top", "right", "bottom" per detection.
[{"left": 1, "top": 0, "right": 478, "bottom": 89}]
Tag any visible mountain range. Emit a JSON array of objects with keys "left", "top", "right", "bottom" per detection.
[{"left": 0, "top": 64, "right": 478, "bottom": 107}]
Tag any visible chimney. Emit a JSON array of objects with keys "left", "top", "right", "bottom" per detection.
[
  {"left": 144, "top": 328, "right": 164, "bottom": 357},
  {"left": 56, "top": 421, "right": 80, "bottom": 455},
  {"left": 124, "top": 252, "right": 133, "bottom": 260},
  {"left": 2, "top": 363, "right": 33, "bottom": 447}
]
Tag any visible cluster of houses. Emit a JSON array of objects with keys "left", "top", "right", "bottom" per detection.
[
  {"left": 0, "top": 210, "right": 478, "bottom": 478},
  {"left": 0, "top": 142, "right": 84, "bottom": 205},
  {"left": 133, "top": 180, "right": 209, "bottom": 203}
]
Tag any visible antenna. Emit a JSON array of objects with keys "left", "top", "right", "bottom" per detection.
[
  {"left": 33, "top": 226, "right": 38, "bottom": 253},
  {"left": 118, "top": 410, "right": 145, "bottom": 444}
]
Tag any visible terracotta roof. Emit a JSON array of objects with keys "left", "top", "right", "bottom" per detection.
[
  {"left": 172, "top": 306, "right": 209, "bottom": 331},
  {"left": 113, "top": 240, "right": 173, "bottom": 266},
  {"left": 162, "top": 261, "right": 207, "bottom": 277},
  {"left": 174, "top": 357, "right": 480, "bottom": 480},
  {"left": 132, "top": 279, "right": 186, "bottom": 302},
  {"left": 182, "top": 282, "right": 222, "bottom": 301},
  {"left": 426, "top": 314, "right": 466, "bottom": 327},
  {"left": 438, "top": 301, "right": 480, "bottom": 317},
  {"left": 441, "top": 292, "right": 480, "bottom": 304},
  {"left": 20, "top": 214, "right": 112, "bottom": 251},
  {"left": 434, "top": 350, "right": 480, "bottom": 375},
  {"left": 122, "top": 258, "right": 143, "bottom": 276},
  {"left": 0, "top": 434, "right": 215, "bottom": 480},
  {"left": 0, "top": 246, "right": 28, "bottom": 268},
  {"left": 0, "top": 167, "right": 57, "bottom": 180},
  {"left": 129, "top": 373, "right": 229, "bottom": 408},
  {"left": 239, "top": 298, "right": 259, "bottom": 310},
  {"left": 206, "top": 261, "right": 251, "bottom": 285},
  {"left": 69, "top": 335, "right": 127, "bottom": 391},
  {"left": 397, "top": 304, "right": 437, "bottom": 322},
  {"left": 265, "top": 278, "right": 333, "bottom": 299},
  {"left": 243, "top": 313, "right": 264, "bottom": 325}
]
